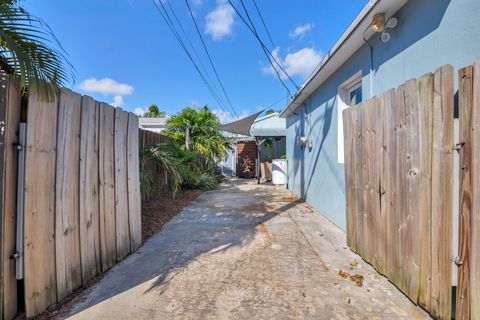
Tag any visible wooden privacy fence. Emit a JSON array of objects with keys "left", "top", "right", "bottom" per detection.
[
  {"left": 343, "top": 65, "right": 454, "bottom": 319},
  {"left": 139, "top": 129, "right": 173, "bottom": 201},
  {"left": 0, "top": 73, "right": 142, "bottom": 319}
]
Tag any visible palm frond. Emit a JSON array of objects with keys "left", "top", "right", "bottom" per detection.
[{"left": 0, "top": 3, "right": 75, "bottom": 100}]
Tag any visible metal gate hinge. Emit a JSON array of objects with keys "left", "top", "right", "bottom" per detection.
[{"left": 451, "top": 256, "right": 463, "bottom": 266}]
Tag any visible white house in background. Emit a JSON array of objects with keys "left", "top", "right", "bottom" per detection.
[{"left": 138, "top": 117, "right": 168, "bottom": 133}]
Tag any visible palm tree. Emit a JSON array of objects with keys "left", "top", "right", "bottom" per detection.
[
  {"left": 143, "top": 104, "right": 166, "bottom": 118},
  {"left": 0, "top": 1, "right": 75, "bottom": 100},
  {"left": 165, "top": 105, "right": 229, "bottom": 163}
]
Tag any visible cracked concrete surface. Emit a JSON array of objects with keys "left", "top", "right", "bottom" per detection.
[{"left": 66, "top": 179, "right": 429, "bottom": 319}]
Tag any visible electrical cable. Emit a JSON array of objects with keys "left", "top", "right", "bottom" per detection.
[
  {"left": 152, "top": 0, "right": 230, "bottom": 113},
  {"left": 184, "top": 0, "right": 239, "bottom": 117}
]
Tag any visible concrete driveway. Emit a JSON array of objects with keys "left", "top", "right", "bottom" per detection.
[{"left": 66, "top": 179, "right": 428, "bottom": 320}]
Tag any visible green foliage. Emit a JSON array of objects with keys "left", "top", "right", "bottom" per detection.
[
  {"left": 140, "top": 169, "right": 154, "bottom": 200},
  {"left": 265, "top": 108, "right": 279, "bottom": 116},
  {"left": 0, "top": 1, "right": 75, "bottom": 100},
  {"left": 165, "top": 105, "right": 231, "bottom": 164},
  {"left": 143, "top": 104, "right": 166, "bottom": 118}
]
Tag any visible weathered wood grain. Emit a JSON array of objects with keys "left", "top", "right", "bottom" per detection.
[
  {"left": 382, "top": 89, "right": 396, "bottom": 280},
  {"left": 24, "top": 91, "right": 58, "bottom": 317},
  {"left": 403, "top": 78, "right": 421, "bottom": 302},
  {"left": 79, "top": 96, "right": 101, "bottom": 282},
  {"left": 55, "top": 89, "right": 82, "bottom": 300},
  {"left": 1, "top": 72, "right": 21, "bottom": 320},
  {"left": 114, "top": 108, "right": 131, "bottom": 260},
  {"left": 354, "top": 106, "right": 364, "bottom": 255},
  {"left": 430, "top": 65, "right": 453, "bottom": 320},
  {"left": 99, "top": 103, "right": 117, "bottom": 271},
  {"left": 417, "top": 73, "right": 434, "bottom": 310},
  {"left": 393, "top": 83, "right": 407, "bottom": 291},
  {"left": 456, "top": 66, "right": 472, "bottom": 320},
  {"left": 343, "top": 108, "right": 355, "bottom": 251},
  {"left": 470, "top": 60, "right": 480, "bottom": 320},
  {"left": 127, "top": 113, "right": 142, "bottom": 251}
]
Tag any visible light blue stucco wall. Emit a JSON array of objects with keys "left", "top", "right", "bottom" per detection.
[{"left": 286, "top": 0, "right": 480, "bottom": 230}]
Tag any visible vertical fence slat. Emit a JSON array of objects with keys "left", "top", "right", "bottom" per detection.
[
  {"left": 1, "top": 73, "right": 21, "bottom": 320},
  {"left": 24, "top": 91, "right": 58, "bottom": 317},
  {"left": 382, "top": 89, "right": 396, "bottom": 280},
  {"left": 127, "top": 114, "right": 141, "bottom": 251},
  {"left": 393, "top": 83, "right": 407, "bottom": 290},
  {"left": 361, "top": 101, "right": 371, "bottom": 261},
  {"left": 55, "top": 89, "right": 82, "bottom": 300},
  {"left": 115, "top": 108, "right": 130, "bottom": 260},
  {"left": 470, "top": 60, "right": 480, "bottom": 320},
  {"left": 430, "top": 65, "right": 454, "bottom": 320},
  {"left": 404, "top": 78, "right": 421, "bottom": 302},
  {"left": 418, "top": 73, "right": 434, "bottom": 310},
  {"left": 79, "top": 96, "right": 101, "bottom": 282},
  {"left": 373, "top": 96, "right": 385, "bottom": 274},
  {"left": 354, "top": 106, "right": 364, "bottom": 255},
  {"left": 99, "top": 103, "right": 117, "bottom": 271},
  {"left": 457, "top": 65, "right": 473, "bottom": 320},
  {"left": 367, "top": 100, "right": 377, "bottom": 266},
  {"left": 343, "top": 108, "right": 355, "bottom": 251}
]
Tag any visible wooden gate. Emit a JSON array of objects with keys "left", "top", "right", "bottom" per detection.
[{"left": 343, "top": 65, "right": 454, "bottom": 319}]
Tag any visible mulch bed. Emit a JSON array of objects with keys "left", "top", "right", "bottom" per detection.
[
  {"left": 23, "top": 189, "right": 203, "bottom": 320},
  {"left": 142, "top": 189, "right": 203, "bottom": 241}
]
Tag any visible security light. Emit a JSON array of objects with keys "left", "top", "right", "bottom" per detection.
[{"left": 371, "top": 14, "right": 397, "bottom": 43}]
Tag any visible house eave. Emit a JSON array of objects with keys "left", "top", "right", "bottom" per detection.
[{"left": 280, "top": 0, "right": 408, "bottom": 118}]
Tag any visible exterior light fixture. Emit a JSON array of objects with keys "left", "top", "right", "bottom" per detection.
[{"left": 371, "top": 13, "right": 398, "bottom": 43}]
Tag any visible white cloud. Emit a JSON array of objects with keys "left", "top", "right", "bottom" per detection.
[
  {"left": 205, "top": 1, "right": 235, "bottom": 41},
  {"left": 111, "top": 95, "right": 124, "bottom": 107},
  {"left": 79, "top": 78, "right": 134, "bottom": 96},
  {"left": 134, "top": 107, "right": 146, "bottom": 117},
  {"left": 289, "top": 23, "right": 314, "bottom": 39},
  {"left": 263, "top": 47, "right": 322, "bottom": 79}
]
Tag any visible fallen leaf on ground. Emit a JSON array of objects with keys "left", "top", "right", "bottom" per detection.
[
  {"left": 349, "top": 274, "right": 364, "bottom": 287},
  {"left": 338, "top": 270, "right": 350, "bottom": 279}
]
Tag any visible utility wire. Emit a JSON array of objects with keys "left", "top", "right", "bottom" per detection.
[
  {"left": 228, "top": 0, "right": 299, "bottom": 90},
  {"left": 227, "top": 0, "right": 290, "bottom": 96},
  {"left": 251, "top": 0, "right": 275, "bottom": 48},
  {"left": 164, "top": 0, "right": 223, "bottom": 103},
  {"left": 184, "top": 0, "right": 239, "bottom": 118},
  {"left": 265, "top": 94, "right": 288, "bottom": 109},
  {"left": 152, "top": 0, "right": 230, "bottom": 113}
]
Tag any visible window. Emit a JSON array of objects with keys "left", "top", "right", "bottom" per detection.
[{"left": 338, "top": 71, "right": 363, "bottom": 164}]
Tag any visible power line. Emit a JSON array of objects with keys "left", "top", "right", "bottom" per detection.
[
  {"left": 228, "top": 0, "right": 299, "bottom": 90},
  {"left": 184, "top": 0, "right": 238, "bottom": 118},
  {"left": 226, "top": 0, "right": 290, "bottom": 96},
  {"left": 152, "top": 0, "right": 230, "bottom": 114},
  {"left": 265, "top": 94, "right": 288, "bottom": 109},
  {"left": 251, "top": 0, "right": 275, "bottom": 48},
  {"left": 164, "top": 0, "right": 223, "bottom": 103}
]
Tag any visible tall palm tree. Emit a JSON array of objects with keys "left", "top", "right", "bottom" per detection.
[
  {"left": 165, "top": 105, "right": 229, "bottom": 163},
  {"left": 143, "top": 104, "right": 166, "bottom": 118},
  {"left": 0, "top": 1, "right": 75, "bottom": 100}
]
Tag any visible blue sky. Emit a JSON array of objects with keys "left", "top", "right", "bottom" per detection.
[{"left": 24, "top": 0, "right": 367, "bottom": 122}]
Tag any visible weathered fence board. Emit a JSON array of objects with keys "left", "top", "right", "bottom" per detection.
[
  {"left": 470, "top": 58, "right": 480, "bottom": 320},
  {"left": 343, "top": 65, "right": 454, "bottom": 320},
  {"left": 457, "top": 60, "right": 480, "bottom": 320},
  {"left": 127, "top": 114, "right": 142, "bottom": 251},
  {"left": 0, "top": 73, "right": 21, "bottom": 320},
  {"left": 55, "top": 89, "right": 82, "bottom": 300},
  {"left": 430, "top": 65, "right": 453, "bottom": 320},
  {"left": 99, "top": 103, "right": 117, "bottom": 271},
  {"left": 115, "top": 108, "right": 130, "bottom": 260},
  {"left": 79, "top": 96, "right": 101, "bottom": 282},
  {"left": 417, "top": 73, "right": 434, "bottom": 311},
  {"left": 457, "top": 65, "right": 473, "bottom": 320},
  {"left": 24, "top": 92, "right": 58, "bottom": 317}
]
